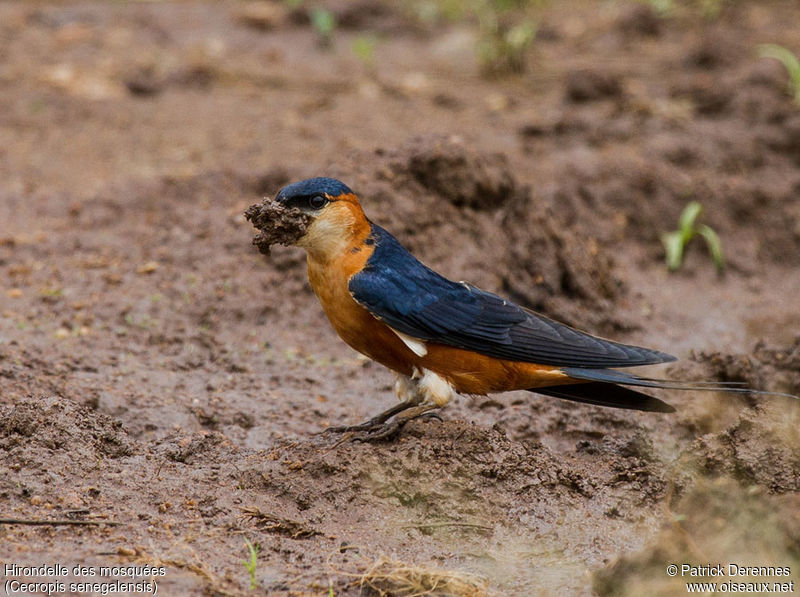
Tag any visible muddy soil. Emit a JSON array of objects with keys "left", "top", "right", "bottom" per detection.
[{"left": 1, "top": 1, "right": 799, "bottom": 595}]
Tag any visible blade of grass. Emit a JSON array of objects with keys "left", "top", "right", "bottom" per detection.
[
  {"left": 678, "top": 201, "right": 703, "bottom": 244},
  {"left": 662, "top": 230, "right": 685, "bottom": 271},
  {"left": 310, "top": 7, "right": 336, "bottom": 47},
  {"left": 696, "top": 224, "right": 725, "bottom": 273},
  {"left": 758, "top": 44, "right": 800, "bottom": 104},
  {"left": 352, "top": 35, "right": 378, "bottom": 68},
  {"left": 243, "top": 538, "right": 259, "bottom": 590}
]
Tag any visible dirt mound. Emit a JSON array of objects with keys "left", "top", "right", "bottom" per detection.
[
  {"left": 692, "top": 405, "right": 800, "bottom": 493},
  {"left": 663, "top": 339, "right": 800, "bottom": 493},
  {"left": 0, "top": 395, "right": 133, "bottom": 459},
  {"left": 239, "top": 422, "right": 582, "bottom": 522},
  {"left": 232, "top": 420, "right": 671, "bottom": 593},
  {"left": 153, "top": 429, "right": 234, "bottom": 465},
  {"left": 499, "top": 194, "right": 623, "bottom": 331},
  {"left": 593, "top": 477, "right": 800, "bottom": 597},
  {"left": 398, "top": 136, "right": 526, "bottom": 210},
  {"left": 0, "top": 396, "right": 135, "bottom": 519}
]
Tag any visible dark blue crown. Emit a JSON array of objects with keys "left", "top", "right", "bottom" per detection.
[{"left": 275, "top": 177, "right": 354, "bottom": 202}]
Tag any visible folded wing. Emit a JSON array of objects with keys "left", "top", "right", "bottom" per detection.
[{"left": 349, "top": 225, "right": 675, "bottom": 369}]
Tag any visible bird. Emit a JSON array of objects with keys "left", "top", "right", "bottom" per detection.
[{"left": 256, "top": 176, "right": 793, "bottom": 441}]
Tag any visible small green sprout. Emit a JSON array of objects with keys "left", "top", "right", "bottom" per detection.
[
  {"left": 413, "top": 0, "right": 467, "bottom": 23},
  {"left": 476, "top": 1, "right": 538, "bottom": 75},
  {"left": 243, "top": 538, "right": 259, "bottom": 590},
  {"left": 699, "top": 0, "right": 726, "bottom": 19},
  {"left": 758, "top": 44, "right": 800, "bottom": 105},
  {"left": 645, "top": 0, "right": 673, "bottom": 17},
  {"left": 352, "top": 35, "right": 379, "bottom": 69},
  {"left": 310, "top": 7, "right": 336, "bottom": 47},
  {"left": 643, "top": 0, "right": 732, "bottom": 20},
  {"left": 661, "top": 201, "right": 724, "bottom": 273},
  {"left": 411, "top": 0, "right": 543, "bottom": 75}
]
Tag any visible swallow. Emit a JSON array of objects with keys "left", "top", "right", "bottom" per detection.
[{"left": 255, "top": 177, "right": 793, "bottom": 440}]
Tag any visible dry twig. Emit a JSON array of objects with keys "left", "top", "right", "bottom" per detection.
[{"left": 0, "top": 518, "right": 121, "bottom": 527}]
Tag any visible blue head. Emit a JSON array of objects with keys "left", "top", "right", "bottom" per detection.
[
  {"left": 275, "top": 177, "right": 355, "bottom": 211},
  {"left": 273, "top": 177, "right": 367, "bottom": 261}
]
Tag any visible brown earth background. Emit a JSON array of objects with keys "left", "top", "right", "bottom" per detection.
[{"left": 1, "top": 1, "right": 799, "bottom": 595}]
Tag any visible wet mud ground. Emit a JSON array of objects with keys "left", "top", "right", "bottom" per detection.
[{"left": 1, "top": 1, "right": 799, "bottom": 595}]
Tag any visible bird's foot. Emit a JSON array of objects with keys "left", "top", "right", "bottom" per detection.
[
  {"left": 317, "top": 398, "right": 419, "bottom": 435},
  {"left": 416, "top": 412, "right": 443, "bottom": 423},
  {"left": 321, "top": 404, "right": 440, "bottom": 444},
  {"left": 319, "top": 418, "right": 391, "bottom": 435}
]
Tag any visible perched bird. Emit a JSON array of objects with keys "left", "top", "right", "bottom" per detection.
[{"left": 255, "top": 177, "right": 789, "bottom": 440}]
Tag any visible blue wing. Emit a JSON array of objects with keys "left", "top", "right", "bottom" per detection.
[{"left": 349, "top": 224, "right": 675, "bottom": 369}]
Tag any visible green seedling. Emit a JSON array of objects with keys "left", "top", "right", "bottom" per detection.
[
  {"left": 310, "top": 7, "right": 336, "bottom": 47},
  {"left": 662, "top": 201, "right": 724, "bottom": 273},
  {"left": 411, "top": 0, "right": 542, "bottom": 75},
  {"left": 413, "top": 0, "right": 468, "bottom": 23},
  {"left": 645, "top": 0, "right": 673, "bottom": 17},
  {"left": 477, "top": 17, "right": 537, "bottom": 75},
  {"left": 643, "top": 0, "right": 733, "bottom": 20},
  {"left": 475, "top": 0, "right": 540, "bottom": 76},
  {"left": 243, "top": 538, "right": 259, "bottom": 590},
  {"left": 758, "top": 44, "right": 800, "bottom": 105},
  {"left": 352, "top": 35, "right": 379, "bottom": 69},
  {"left": 699, "top": 0, "right": 727, "bottom": 19}
]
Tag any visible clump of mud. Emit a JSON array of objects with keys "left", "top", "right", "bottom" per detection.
[{"left": 244, "top": 199, "right": 311, "bottom": 255}]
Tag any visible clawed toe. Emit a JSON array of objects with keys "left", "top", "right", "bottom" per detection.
[
  {"left": 417, "top": 412, "right": 443, "bottom": 423},
  {"left": 316, "top": 421, "right": 380, "bottom": 435},
  {"left": 317, "top": 419, "right": 404, "bottom": 443},
  {"left": 349, "top": 420, "right": 404, "bottom": 443},
  {"left": 320, "top": 403, "right": 440, "bottom": 444}
]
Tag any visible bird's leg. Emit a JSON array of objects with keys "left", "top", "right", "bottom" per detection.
[
  {"left": 321, "top": 371, "right": 452, "bottom": 443},
  {"left": 319, "top": 397, "right": 421, "bottom": 434},
  {"left": 349, "top": 403, "right": 441, "bottom": 442},
  {"left": 318, "top": 373, "right": 424, "bottom": 434}
]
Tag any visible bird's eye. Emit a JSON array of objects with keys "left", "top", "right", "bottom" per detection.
[{"left": 308, "top": 194, "right": 328, "bottom": 210}]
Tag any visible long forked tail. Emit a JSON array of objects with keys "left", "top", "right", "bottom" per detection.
[
  {"left": 533, "top": 383, "right": 676, "bottom": 412},
  {"left": 530, "top": 367, "right": 798, "bottom": 413}
]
